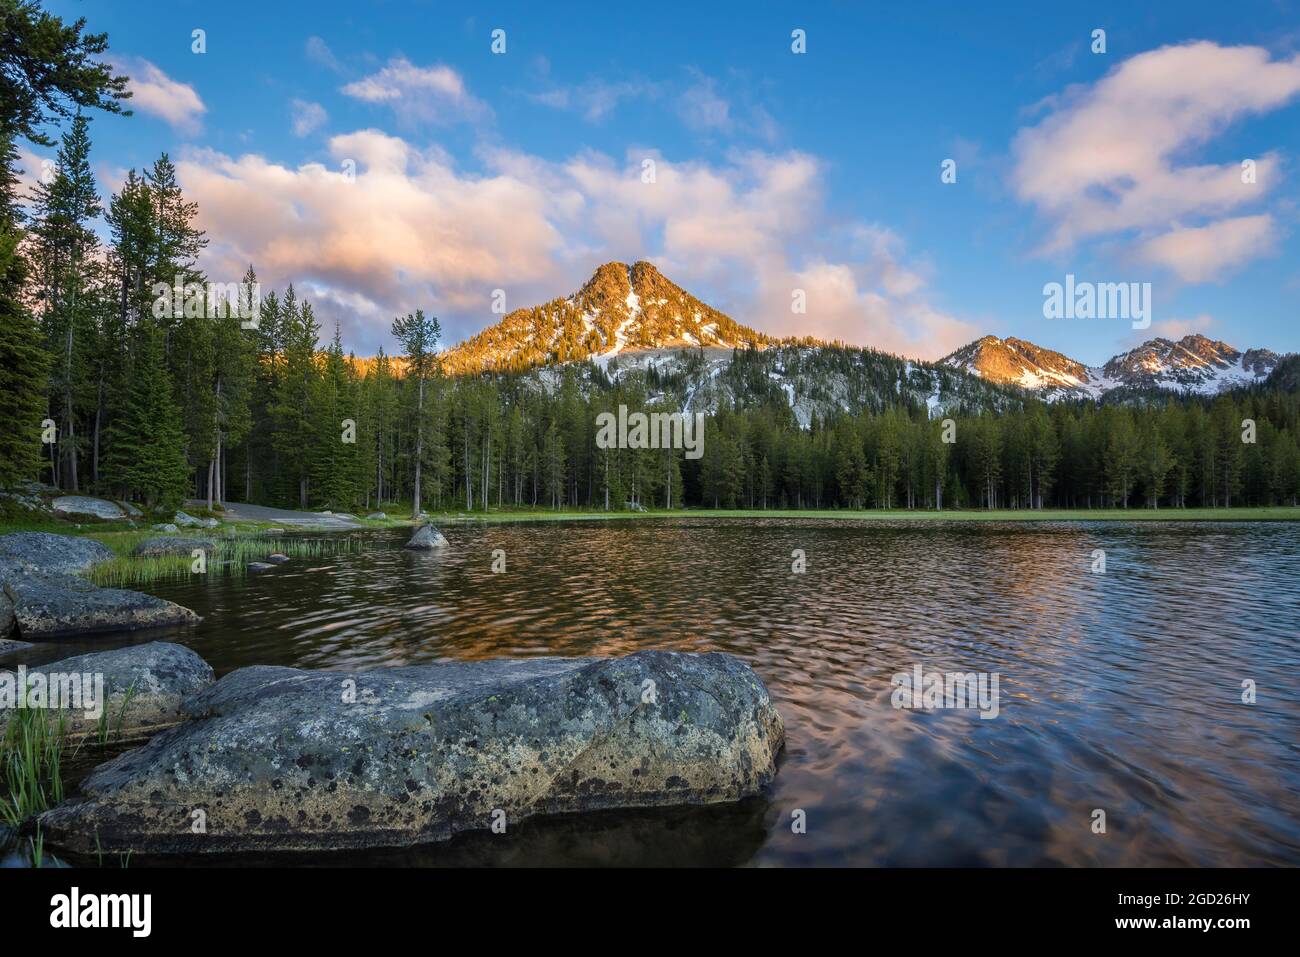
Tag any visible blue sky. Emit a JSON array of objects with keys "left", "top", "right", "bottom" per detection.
[{"left": 34, "top": 0, "right": 1300, "bottom": 363}]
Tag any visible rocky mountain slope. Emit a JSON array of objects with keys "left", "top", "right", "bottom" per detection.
[
  {"left": 440, "top": 261, "right": 773, "bottom": 375},
  {"left": 436, "top": 261, "right": 1288, "bottom": 413},
  {"left": 942, "top": 333, "right": 1282, "bottom": 400}
]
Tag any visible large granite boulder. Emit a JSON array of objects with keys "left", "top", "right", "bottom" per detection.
[
  {"left": 0, "top": 532, "right": 114, "bottom": 574},
  {"left": 403, "top": 523, "right": 449, "bottom": 549},
  {"left": 51, "top": 496, "right": 127, "bottom": 520},
  {"left": 1, "top": 563, "right": 200, "bottom": 638},
  {"left": 39, "top": 651, "right": 784, "bottom": 855},
  {"left": 0, "top": 642, "right": 214, "bottom": 740},
  {"left": 130, "top": 537, "right": 218, "bottom": 558}
]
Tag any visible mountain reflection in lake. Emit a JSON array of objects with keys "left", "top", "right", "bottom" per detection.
[{"left": 18, "top": 519, "right": 1300, "bottom": 866}]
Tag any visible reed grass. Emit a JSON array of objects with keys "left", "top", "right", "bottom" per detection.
[
  {"left": 86, "top": 534, "right": 365, "bottom": 587},
  {"left": 0, "top": 708, "right": 72, "bottom": 828}
]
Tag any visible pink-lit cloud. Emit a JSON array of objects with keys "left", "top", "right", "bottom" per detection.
[
  {"left": 113, "top": 58, "right": 206, "bottom": 134},
  {"left": 178, "top": 133, "right": 972, "bottom": 358},
  {"left": 1012, "top": 41, "right": 1300, "bottom": 280}
]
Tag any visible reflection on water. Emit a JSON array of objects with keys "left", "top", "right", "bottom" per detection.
[{"left": 10, "top": 519, "right": 1300, "bottom": 866}]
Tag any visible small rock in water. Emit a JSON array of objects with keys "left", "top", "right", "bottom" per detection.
[
  {"left": 246, "top": 562, "right": 275, "bottom": 572},
  {"left": 265, "top": 553, "right": 289, "bottom": 563},
  {"left": 403, "top": 523, "right": 449, "bottom": 549},
  {"left": 0, "top": 636, "right": 32, "bottom": 655}
]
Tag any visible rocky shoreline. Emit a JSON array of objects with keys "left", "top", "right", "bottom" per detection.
[
  {"left": 0, "top": 532, "right": 201, "bottom": 641},
  {"left": 0, "top": 522, "right": 785, "bottom": 858}
]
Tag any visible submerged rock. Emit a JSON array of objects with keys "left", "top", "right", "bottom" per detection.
[
  {"left": 0, "top": 532, "right": 114, "bottom": 575},
  {"left": 1, "top": 563, "right": 201, "bottom": 639},
  {"left": 246, "top": 562, "right": 274, "bottom": 572},
  {"left": 0, "top": 642, "right": 214, "bottom": 739},
  {"left": 403, "top": 523, "right": 449, "bottom": 549},
  {"left": 51, "top": 496, "right": 126, "bottom": 520},
  {"left": 265, "top": 553, "right": 289, "bottom": 564},
  {"left": 0, "top": 636, "right": 32, "bottom": 655},
  {"left": 131, "top": 537, "right": 217, "bottom": 558},
  {"left": 39, "top": 650, "right": 784, "bottom": 855}
]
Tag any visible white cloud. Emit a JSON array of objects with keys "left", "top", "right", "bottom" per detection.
[
  {"left": 526, "top": 78, "right": 661, "bottom": 122},
  {"left": 341, "top": 58, "right": 490, "bottom": 125},
  {"left": 1143, "top": 312, "right": 1214, "bottom": 342},
  {"left": 305, "top": 36, "right": 341, "bottom": 72},
  {"left": 677, "top": 74, "right": 731, "bottom": 132},
  {"left": 290, "top": 99, "right": 328, "bottom": 137},
  {"left": 177, "top": 136, "right": 971, "bottom": 358},
  {"left": 114, "top": 58, "right": 205, "bottom": 134},
  {"left": 1135, "top": 215, "right": 1277, "bottom": 282},
  {"left": 1011, "top": 41, "right": 1300, "bottom": 280}
]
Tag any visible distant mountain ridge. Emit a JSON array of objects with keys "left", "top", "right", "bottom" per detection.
[
  {"left": 434, "top": 261, "right": 1289, "bottom": 410},
  {"left": 942, "top": 333, "right": 1283, "bottom": 400}
]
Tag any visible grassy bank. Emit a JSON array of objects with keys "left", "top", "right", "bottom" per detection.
[
  {"left": 0, "top": 516, "right": 374, "bottom": 587},
  {"left": 428, "top": 505, "right": 1300, "bottom": 523}
]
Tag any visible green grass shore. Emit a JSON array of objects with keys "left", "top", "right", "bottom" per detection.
[
  {"left": 3, "top": 504, "right": 1298, "bottom": 543},
  {"left": 431, "top": 505, "right": 1300, "bottom": 523}
]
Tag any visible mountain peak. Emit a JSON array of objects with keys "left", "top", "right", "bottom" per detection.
[
  {"left": 942, "top": 334, "right": 1092, "bottom": 394},
  {"left": 441, "top": 260, "right": 773, "bottom": 374}
]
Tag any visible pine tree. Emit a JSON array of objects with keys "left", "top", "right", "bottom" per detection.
[
  {"left": 102, "top": 325, "right": 188, "bottom": 508},
  {"left": 0, "top": 0, "right": 130, "bottom": 147},
  {"left": 0, "top": 133, "right": 48, "bottom": 488},
  {"left": 29, "top": 112, "right": 101, "bottom": 490},
  {"left": 390, "top": 309, "right": 440, "bottom": 517}
]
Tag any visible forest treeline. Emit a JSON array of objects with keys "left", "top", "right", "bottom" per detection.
[{"left": 2, "top": 1, "right": 1298, "bottom": 516}]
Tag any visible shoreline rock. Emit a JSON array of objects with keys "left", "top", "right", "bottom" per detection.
[
  {"left": 403, "top": 523, "right": 449, "bottom": 549},
  {"left": 0, "top": 642, "right": 214, "bottom": 740},
  {"left": 51, "top": 496, "right": 126, "bottom": 521},
  {"left": 174, "top": 510, "right": 219, "bottom": 529},
  {"left": 39, "top": 650, "right": 785, "bottom": 855},
  {"left": 2, "top": 565, "right": 201, "bottom": 638},
  {"left": 0, "top": 532, "right": 114, "bottom": 575},
  {"left": 0, "top": 533, "right": 201, "bottom": 640}
]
